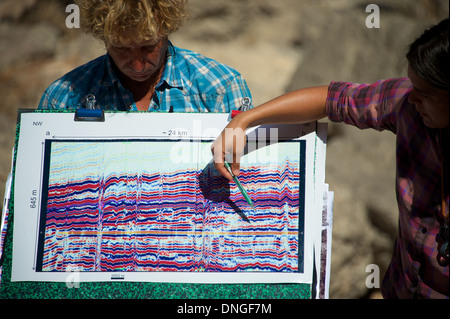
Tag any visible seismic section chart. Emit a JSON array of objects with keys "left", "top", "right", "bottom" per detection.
[
  {"left": 10, "top": 111, "right": 325, "bottom": 284},
  {"left": 36, "top": 140, "right": 305, "bottom": 274}
]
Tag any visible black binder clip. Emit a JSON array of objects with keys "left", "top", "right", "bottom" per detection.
[{"left": 74, "top": 94, "right": 105, "bottom": 122}]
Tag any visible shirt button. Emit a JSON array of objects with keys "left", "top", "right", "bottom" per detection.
[{"left": 153, "top": 105, "right": 158, "bottom": 110}]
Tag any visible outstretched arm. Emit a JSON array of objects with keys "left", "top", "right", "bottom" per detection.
[{"left": 211, "top": 85, "right": 329, "bottom": 180}]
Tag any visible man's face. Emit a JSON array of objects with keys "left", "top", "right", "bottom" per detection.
[
  {"left": 407, "top": 65, "right": 449, "bottom": 129},
  {"left": 107, "top": 37, "right": 168, "bottom": 82}
]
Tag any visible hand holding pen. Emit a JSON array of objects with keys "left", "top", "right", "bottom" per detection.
[
  {"left": 211, "top": 97, "right": 251, "bottom": 181},
  {"left": 211, "top": 97, "right": 255, "bottom": 209}
]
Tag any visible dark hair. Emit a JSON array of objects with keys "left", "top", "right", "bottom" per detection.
[
  {"left": 408, "top": 19, "right": 449, "bottom": 210},
  {"left": 407, "top": 18, "right": 449, "bottom": 91}
]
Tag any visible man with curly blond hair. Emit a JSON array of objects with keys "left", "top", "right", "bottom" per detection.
[{"left": 38, "top": 0, "right": 252, "bottom": 112}]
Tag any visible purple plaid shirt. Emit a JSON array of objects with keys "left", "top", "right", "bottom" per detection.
[{"left": 326, "top": 78, "right": 449, "bottom": 299}]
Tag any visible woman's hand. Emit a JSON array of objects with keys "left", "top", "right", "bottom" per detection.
[{"left": 211, "top": 113, "right": 248, "bottom": 181}]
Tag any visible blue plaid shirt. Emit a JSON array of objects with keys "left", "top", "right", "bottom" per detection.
[{"left": 38, "top": 42, "right": 252, "bottom": 112}]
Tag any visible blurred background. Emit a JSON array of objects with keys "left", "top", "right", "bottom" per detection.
[{"left": 0, "top": 0, "right": 448, "bottom": 298}]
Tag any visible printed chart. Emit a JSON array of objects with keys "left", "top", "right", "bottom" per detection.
[{"left": 9, "top": 111, "right": 328, "bottom": 284}]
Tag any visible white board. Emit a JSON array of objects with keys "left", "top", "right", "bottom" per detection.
[{"left": 10, "top": 111, "right": 327, "bottom": 285}]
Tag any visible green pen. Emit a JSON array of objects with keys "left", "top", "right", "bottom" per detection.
[{"left": 224, "top": 161, "right": 255, "bottom": 209}]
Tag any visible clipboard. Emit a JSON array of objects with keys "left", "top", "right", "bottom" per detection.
[{"left": 0, "top": 109, "right": 331, "bottom": 299}]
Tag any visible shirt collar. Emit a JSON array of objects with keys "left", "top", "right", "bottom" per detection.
[
  {"left": 156, "top": 41, "right": 184, "bottom": 91},
  {"left": 104, "top": 54, "right": 121, "bottom": 87}
]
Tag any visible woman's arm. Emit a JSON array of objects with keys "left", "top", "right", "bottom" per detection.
[{"left": 211, "top": 85, "right": 329, "bottom": 180}]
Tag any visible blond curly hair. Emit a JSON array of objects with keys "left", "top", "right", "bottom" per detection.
[{"left": 75, "top": 0, "right": 188, "bottom": 46}]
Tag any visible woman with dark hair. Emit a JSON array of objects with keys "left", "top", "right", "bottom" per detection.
[{"left": 212, "top": 19, "right": 449, "bottom": 298}]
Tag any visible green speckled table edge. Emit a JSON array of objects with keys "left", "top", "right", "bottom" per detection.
[{"left": 0, "top": 210, "right": 310, "bottom": 299}]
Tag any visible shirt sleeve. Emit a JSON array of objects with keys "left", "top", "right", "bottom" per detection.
[
  {"left": 38, "top": 85, "right": 62, "bottom": 110},
  {"left": 37, "top": 55, "right": 108, "bottom": 110},
  {"left": 219, "top": 74, "right": 253, "bottom": 112},
  {"left": 37, "top": 89, "right": 51, "bottom": 110},
  {"left": 325, "top": 78, "right": 413, "bottom": 133},
  {"left": 37, "top": 80, "right": 74, "bottom": 110}
]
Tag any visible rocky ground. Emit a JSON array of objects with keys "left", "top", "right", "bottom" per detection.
[{"left": 0, "top": 0, "right": 448, "bottom": 298}]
